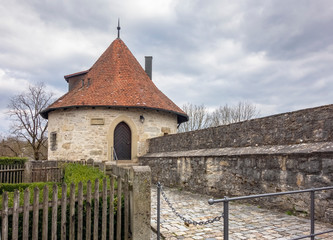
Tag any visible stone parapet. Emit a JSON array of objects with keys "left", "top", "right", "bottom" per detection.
[
  {"left": 141, "top": 104, "right": 333, "bottom": 223},
  {"left": 148, "top": 104, "right": 333, "bottom": 153},
  {"left": 144, "top": 142, "right": 333, "bottom": 158}
]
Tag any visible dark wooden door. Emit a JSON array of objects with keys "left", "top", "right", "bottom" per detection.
[{"left": 114, "top": 122, "right": 131, "bottom": 160}]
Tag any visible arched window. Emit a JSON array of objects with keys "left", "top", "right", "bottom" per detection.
[{"left": 113, "top": 122, "right": 131, "bottom": 160}]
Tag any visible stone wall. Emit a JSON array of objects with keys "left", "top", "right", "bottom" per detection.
[
  {"left": 148, "top": 104, "right": 333, "bottom": 152},
  {"left": 48, "top": 107, "right": 177, "bottom": 162},
  {"left": 140, "top": 104, "right": 333, "bottom": 222}
]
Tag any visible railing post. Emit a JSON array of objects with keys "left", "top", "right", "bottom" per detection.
[
  {"left": 224, "top": 197, "right": 229, "bottom": 240},
  {"left": 310, "top": 190, "right": 315, "bottom": 240},
  {"left": 157, "top": 182, "right": 161, "bottom": 240}
]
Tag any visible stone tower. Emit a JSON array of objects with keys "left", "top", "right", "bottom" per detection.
[{"left": 41, "top": 37, "right": 188, "bottom": 163}]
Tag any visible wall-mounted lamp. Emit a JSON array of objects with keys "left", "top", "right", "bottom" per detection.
[{"left": 140, "top": 115, "right": 145, "bottom": 123}]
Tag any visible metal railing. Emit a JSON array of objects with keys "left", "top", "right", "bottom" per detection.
[
  {"left": 208, "top": 186, "right": 333, "bottom": 240},
  {"left": 156, "top": 183, "right": 224, "bottom": 240},
  {"left": 111, "top": 147, "right": 118, "bottom": 161}
]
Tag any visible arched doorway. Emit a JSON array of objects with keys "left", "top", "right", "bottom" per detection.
[{"left": 114, "top": 122, "right": 131, "bottom": 160}]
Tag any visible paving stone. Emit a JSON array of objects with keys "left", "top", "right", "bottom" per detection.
[{"left": 151, "top": 186, "right": 333, "bottom": 240}]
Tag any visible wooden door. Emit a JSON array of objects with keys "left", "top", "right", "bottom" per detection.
[{"left": 114, "top": 122, "right": 131, "bottom": 160}]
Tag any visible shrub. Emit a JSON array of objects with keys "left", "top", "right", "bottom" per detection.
[
  {"left": 0, "top": 182, "right": 55, "bottom": 194},
  {"left": 0, "top": 157, "right": 27, "bottom": 165}
]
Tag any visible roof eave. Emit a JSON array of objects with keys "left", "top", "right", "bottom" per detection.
[
  {"left": 40, "top": 105, "right": 188, "bottom": 123},
  {"left": 64, "top": 70, "right": 89, "bottom": 82}
]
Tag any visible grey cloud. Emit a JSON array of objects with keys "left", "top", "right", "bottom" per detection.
[
  {"left": 26, "top": 0, "right": 115, "bottom": 31},
  {"left": 0, "top": 0, "right": 332, "bottom": 133},
  {"left": 239, "top": 1, "right": 333, "bottom": 60}
]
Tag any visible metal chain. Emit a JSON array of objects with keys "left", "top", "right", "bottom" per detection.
[{"left": 158, "top": 183, "right": 223, "bottom": 226}]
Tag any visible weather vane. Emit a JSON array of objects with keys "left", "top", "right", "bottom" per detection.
[{"left": 117, "top": 19, "right": 121, "bottom": 38}]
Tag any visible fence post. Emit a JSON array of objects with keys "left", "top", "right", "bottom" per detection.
[
  {"left": 86, "top": 181, "right": 92, "bottom": 240},
  {"left": 61, "top": 183, "right": 67, "bottom": 240},
  {"left": 42, "top": 185, "right": 49, "bottom": 240},
  {"left": 2, "top": 192, "right": 8, "bottom": 240},
  {"left": 102, "top": 178, "right": 107, "bottom": 240},
  {"left": 124, "top": 174, "right": 129, "bottom": 240},
  {"left": 93, "top": 179, "right": 99, "bottom": 240},
  {"left": 109, "top": 177, "right": 115, "bottom": 240},
  {"left": 12, "top": 190, "right": 19, "bottom": 240},
  {"left": 52, "top": 184, "right": 58, "bottom": 240},
  {"left": 23, "top": 188, "right": 30, "bottom": 240},
  {"left": 24, "top": 161, "right": 32, "bottom": 183},
  {"left": 69, "top": 183, "right": 76, "bottom": 240},
  {"left": 32, "top": 187, "right": 40, "bottom": 240},
  {"left": 77, "top": 182, "right": 83, "bottom": 240},
  {"left": 130, "top": 166, "right": 151, "bottom": 240},
  {"left": 116, "top": 176, "right": 122, "bottom": 240}
]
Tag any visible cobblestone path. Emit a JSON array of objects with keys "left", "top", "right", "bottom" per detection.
[{"left": 151, "top": 186, "right": 333, "bottom": 240}]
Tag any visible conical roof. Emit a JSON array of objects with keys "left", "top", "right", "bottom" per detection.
[{"left": 41, "top": 38, "right": 188, "bottom": 123}]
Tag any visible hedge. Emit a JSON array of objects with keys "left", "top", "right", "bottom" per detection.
[
  {"left": 0, "top": 182, "right": 55, "bottom": 194},
  {"left": 0, "top": 157, "right": 27, "bottom": 165}
]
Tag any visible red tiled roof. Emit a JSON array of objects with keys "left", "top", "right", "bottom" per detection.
[{"left": 41, "top": 38, "right": 188, "bottom": 123}]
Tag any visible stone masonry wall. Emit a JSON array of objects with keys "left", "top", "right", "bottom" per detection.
[
  {"left": 48, "top": 107, "right": 177, "bottom": 162},
  {"left": 148, "top": 104, "right": 333, "bottom": 152},
  {"left": 140, "top": 104, "right": 333, "bottom": 222}
]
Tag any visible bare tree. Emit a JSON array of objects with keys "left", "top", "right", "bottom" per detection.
[
  {"left": 209, "top": 104, "right": 232, "bottom": 127},
  {"left": 179, "top": 101, "right": 260, "bottom": 132},
  {"left": 7, "top": 82, "right": 54, "bottom": 160},
  {"left": 210, "top": 101, "right": 260, "bottom": 127},
  {"left": 0, "top": 135, "right": 22, "bottom": 157},
  {"left": 178, "top": 103, "right": 210, "bottom": 132}
]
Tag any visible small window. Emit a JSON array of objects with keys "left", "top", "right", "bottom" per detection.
[
  {"left": 81, "top": 79, "right": 84, "bottom": 87},
  {"left": 50, "top": 132, "right": 57, "bottom": 151}
]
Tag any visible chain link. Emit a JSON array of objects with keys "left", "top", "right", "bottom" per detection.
[{"left": 158, "top": 183, "right": 223, "bottom": 226}]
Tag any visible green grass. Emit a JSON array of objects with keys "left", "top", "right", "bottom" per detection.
[{"left": 63, "top": 163, "right": 107, "bottom": 184}]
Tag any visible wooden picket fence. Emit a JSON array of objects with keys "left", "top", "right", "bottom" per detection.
[
  {"left": 29, "top": 161, "right": 64, "bottom": 183},
  {"left": 0, "top": 160, "right": 87, "bottom": 184},
  {"left": 1, "top": 175, "right": 131, "bottom": 240},
  {"left": 0, "top": 164, "right": 25, "bottom": 184}
]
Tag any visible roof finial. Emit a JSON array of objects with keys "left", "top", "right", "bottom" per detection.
[{"left": 117, "top": 18, "right": 121, "bottom": 38}]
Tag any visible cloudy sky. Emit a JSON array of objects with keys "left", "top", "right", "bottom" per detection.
[{"left": 1, "top": 0, "right": 332, "bottom": 134}]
